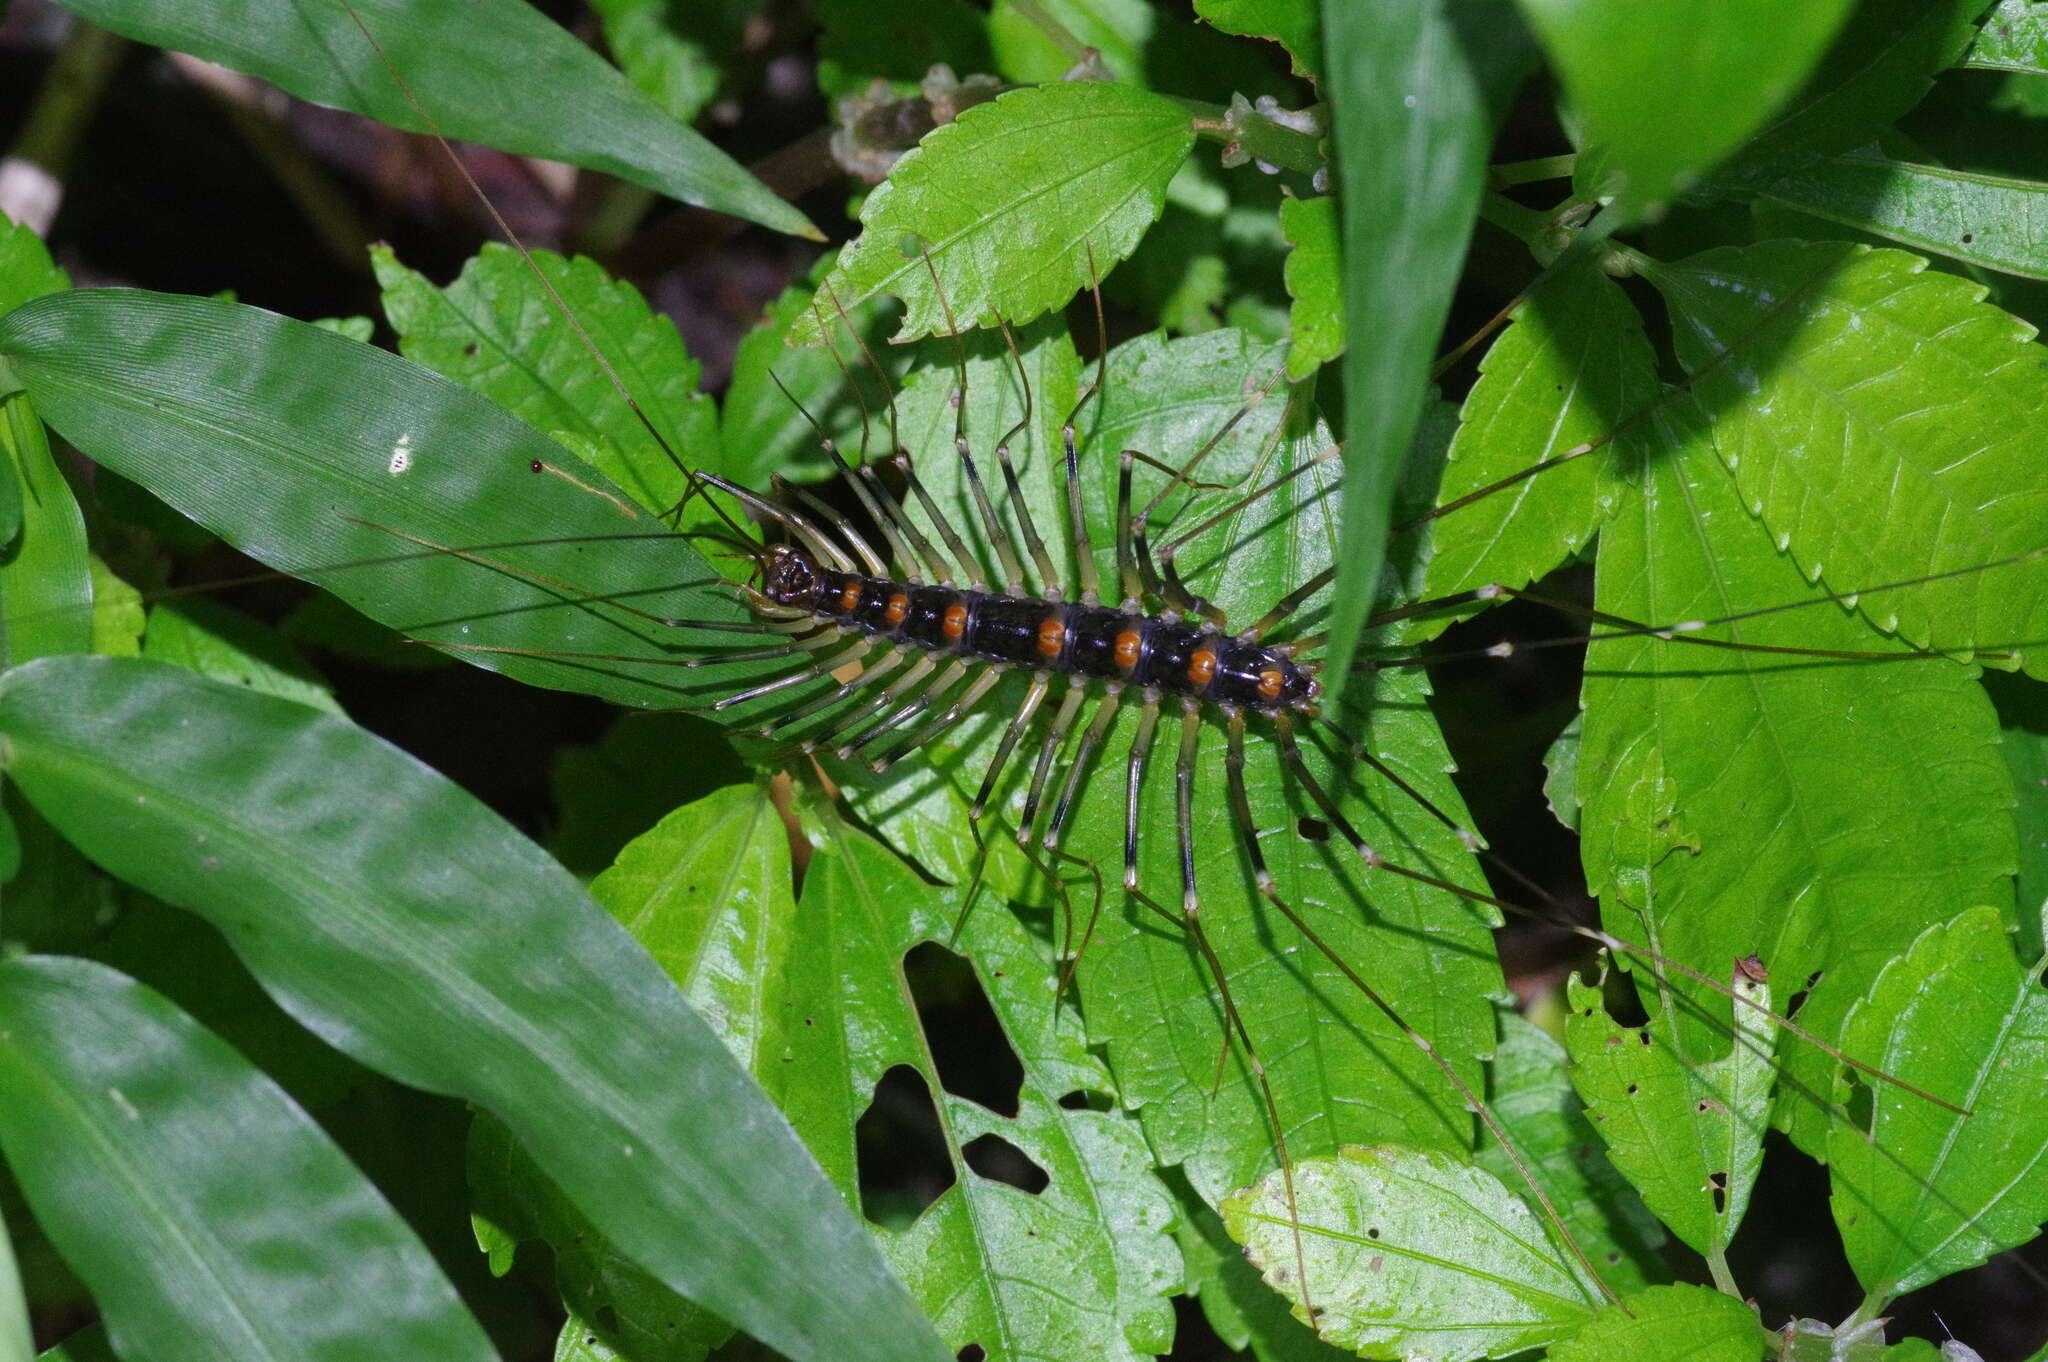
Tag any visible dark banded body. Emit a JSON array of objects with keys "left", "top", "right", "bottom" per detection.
[{"left": 762, "top": 546, "right": 1319, "bottom": 713}]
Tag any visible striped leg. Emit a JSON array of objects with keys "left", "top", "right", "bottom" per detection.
[
  {"left": 837, "top": 659, "right": 971, "bottom": 759},
  {"left": 869, "top": 664, "right": 1009, "bottom": 773}
]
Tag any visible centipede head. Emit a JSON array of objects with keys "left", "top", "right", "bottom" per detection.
[{"left": 760, "top": 543, "right": 825, "bottom": 609}]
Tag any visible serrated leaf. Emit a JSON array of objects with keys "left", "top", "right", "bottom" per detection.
[
  {"left": 1715, "top": 0, "right": 1987, "bottom": 187},
  {"left": 1753, "top": 153, "right": 2048, "bottom": 281},
  {"left": 1174, "top": 1177, "right": 1351, "bottom": 1361},
  {"left": 782, "top": 808, "right": 1181, "bottom": 1361},
  {"left": 1564, "top": 966, "right": 1773, "bottom": 1259},
  {"left": 1279, "top": 195, "right": 1340, "bottom": 380},
  {"left": 787, "top": 83, "right": 1195, "bottom": 345},
  {"left": 48, "top": 0, "right": 818, "bottom": 239},
  {"left": 1574, "top": 398, "right": 2014, "bottom": 1159},
  {"left": 1477, "top": 1010, "right": 1666, "bottom": 1295},
  {"left": 1990, "top": 671, "right": 2048, "bottom": 964},
  {"left": 0, "top": 955, "right": 496, "bottom": 1362},
  {"left": 1547, "top": 1283, "right": 1762, "bottom": 1362},
  {"left": 0, "top": 655, "right": 950, "bottom": 1362},
  {"left": 1829, "top": 906, "right": 2048, "bottom": 1302},
  {"left": 0, "top": 289, "right": 775, "bottom": 714},
  {"left": 1642, "top": 240, "right": 2048, "bottom": 679},
  {"left": 1964, "top": 0, "right": 2048, "bottom": 73},
  {"left": 1416, "top": 257, "right": 1657, "bottom": 623},
  {"left": 1318, "top": 0, "right": 1533, "bottom": 710},
  {"left": 373, "top": 242, "right": 715, "bottom": 517},
  {"left": 1222, "top": 1145, "right": 1600, "bottom": 1360},
  {"left": 1195, "top": 0, "right": 1322, "bottom": 81},
  {"left": 1517, "top": 0, "right": 1852, "bottom": 212}
]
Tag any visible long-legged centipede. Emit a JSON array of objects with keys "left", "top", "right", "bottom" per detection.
[{"left": 6, "top": 1, "right": 2048, "bottom": 1354}]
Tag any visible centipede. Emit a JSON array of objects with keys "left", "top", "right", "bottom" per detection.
[{"left": 7, "top": 0, "right": 2048, "bottom": 1355}]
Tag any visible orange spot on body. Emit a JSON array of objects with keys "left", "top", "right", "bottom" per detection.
[
  {"left": 942, "top": 603, "right": 968, "bottom": 639},
  {"left": 839, "top": 582, "right": 862, "bottom": 613},
  {"left": 1257, "top": 668, "right": 1284, "bottom": 700},
  {"left": 1036, "top": 617, "right": 1066, "bottom": 658},
  {"left": 1113, "top": 630, "right": 1142, "bottom": 670},
  {"left": 885, "top": 592, "right": 908, "bottom": 625},
  {"left": 1187, "top": 649, "right": 1217, "bottom": 687}
]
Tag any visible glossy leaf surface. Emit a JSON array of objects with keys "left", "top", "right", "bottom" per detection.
[{"left": 0, "top": 655, "right": 949, "bottom": 1362}]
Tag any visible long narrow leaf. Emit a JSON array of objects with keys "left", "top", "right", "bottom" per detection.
[
  {"left": 46, "top": 0, "right": 818, "bottom": 239},
  {"left": 0, "top": 655, "right": 951, "bottom": 1362},
  {"left": 1318, "top": 0, "right": 1532, "bottom": 707},
  {"left": 0, "top": 955, "right": 494, "bottom": 1362}
]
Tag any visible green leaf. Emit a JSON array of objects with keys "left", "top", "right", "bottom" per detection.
[
  {"left": 0, "top": 954, "right": 495, "bottom": 1361},
  {"left": 1964, "top": 0, "right": 2048, "bottom": 73},
  {"left": 1753, "top": 153, "right": 2048, "bottom": 281},
  {"left": 141, "top": 597, "right": 340, "bottom": 714},
  {"left": 0, "top": 394, "right": 91, "bottom": 666},
  {"left": 1988, "top": 672, "right": 2048, "bottom": 963},
  {"left": 1573, "top": 397, "right": 2014, "bottom": 1159},
  {"left": 1416, "top": 257, "right": 1657, "bottom": 621},
  {"left": 1564, "top": 964, "right": 1774, "bottom": 1259},
  {"left": 1477, "top": 1010, "right": 1666, "bottom": 1295},
  {"left": 778, "top": 810, "right": 1181, "bottom": 1360},
  {"left": 1279, "top": 195, "right": 1340, "bottom": 380},
  {"left": 1516, "top": 0, "right": 1852, "bottom": 212},
  {"left": 0, "top": 216, "right": 68, "bottom": 317},
  {"left": 587, "top": 0, "right": 761, "bottom": 126},
  {"left": 1173, "top": 1176, "right": 1351, "bottom": 1361},
  {"left": 0, "top": 1200, "right": 27, "bottom": 1362},
  {"left": 1318, "top": 0, "right": 1532, "bottom": 709},
  {"left": 1221, "top": 1145, "right": 1600, "bottom": 1359},
  {"left": 1714, "top": 0, "right": 1988, "bottom": 186},
  {"left": 816, "top": 0, "right": 993, "bottom": 99},
  {"left": 1642, "top": 241, "right": 2048, "bottom": 680},
  {"left": 372, "top": 242, "right": 716, "bottom": 516},
  {"left": 0, "top": 655, "right": 951, "bottom": 1362},
  {"left": 787, "top": 82, "right": 1195, "bottom": 344},
  {"left": 1829, "top": 906, "right": 2048, "bottom": 1303},
  {"left": 1546, "top": 1283, "right": 1763, "bottom": 1362},
  {"left": 1195, "top": 0, "right": 1323, "bottom": 81},
  {"left": 36, "top": 1325, "right": 113, "bottom": 1362},
  {"left": 0, "top": 289, "right": 771, "bottom": 714},
  {"left": 47, "top": 0, "right": 819, "bottom": 239},
  {"left": 720, "top": 258, "right": 904, "bottom": 488}
]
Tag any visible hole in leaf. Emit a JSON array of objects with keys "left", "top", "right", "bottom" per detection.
[
  {"left": 1625, "top": 1083, "right": 1639, "bottom": 1096},
  {"left": 962, "top": 1132, "right": 1049, "bottom": 1194},
  {"left": 855, "top": 1065, "right": 955, "bottom": 1228},
  {"left": 957, "top": 1347, "right": 986, "bottom": 1362},
  {"left": 1844, "top": 1074, "right": 1874, "bottom": 1138},
  {"left": 905, "top": 941, "right": 1023, "bottom": 1118},
  {"left": 1059, "top": 1089, "right": 1111, "bottom": 1111},
  {"left": 1366, "top": 1226, "right": 1381, "bottom": 1240},
  {"left": 1708, "top": 1170, "right": 1728, "bottom": 1215},
  {"left": 1296, "top": 816, "right": 1330, "bottom": 842}
]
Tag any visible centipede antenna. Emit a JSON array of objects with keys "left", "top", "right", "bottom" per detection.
[
  {"left": 1159, "top": 443, "right": 1340, "bottom": 627},
  {"left": 692, "top": 473, "right": 857, "bottom": 574},
  {"left": 822, "top": 279, "right": 907, "bottom": 460},
  {"left": 783, "top": 479, "right": 889, "bottom": 578}
]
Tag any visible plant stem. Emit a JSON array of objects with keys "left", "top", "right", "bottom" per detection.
[{"left": 1490, "top": 153, "right": 1576, "bottom": 187}]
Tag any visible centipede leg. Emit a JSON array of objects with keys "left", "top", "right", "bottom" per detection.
[
  {"left": 800, "top": 653, "right": 938, "bottom": 753},
  {"left": 838, "top": 659, "right": 970, "bottom": 759},
  {"left": 1016, "top": 678, "right": 1091, "bottom": 841},
  {"left": 952, "top": 670, "right": 1055, "bottom": 945},
  {"left": 869, "top": 664, "right": 1008, "bottom": 773},
  {"left": 1121, "top": 692, "right": 1162, "bottom": 892},
  {"left": 757, "top": 644, "right": 904, "bottom": 738},
  {"left": 1038, "top": 684, "right": 1123, "bottom": 975}
]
